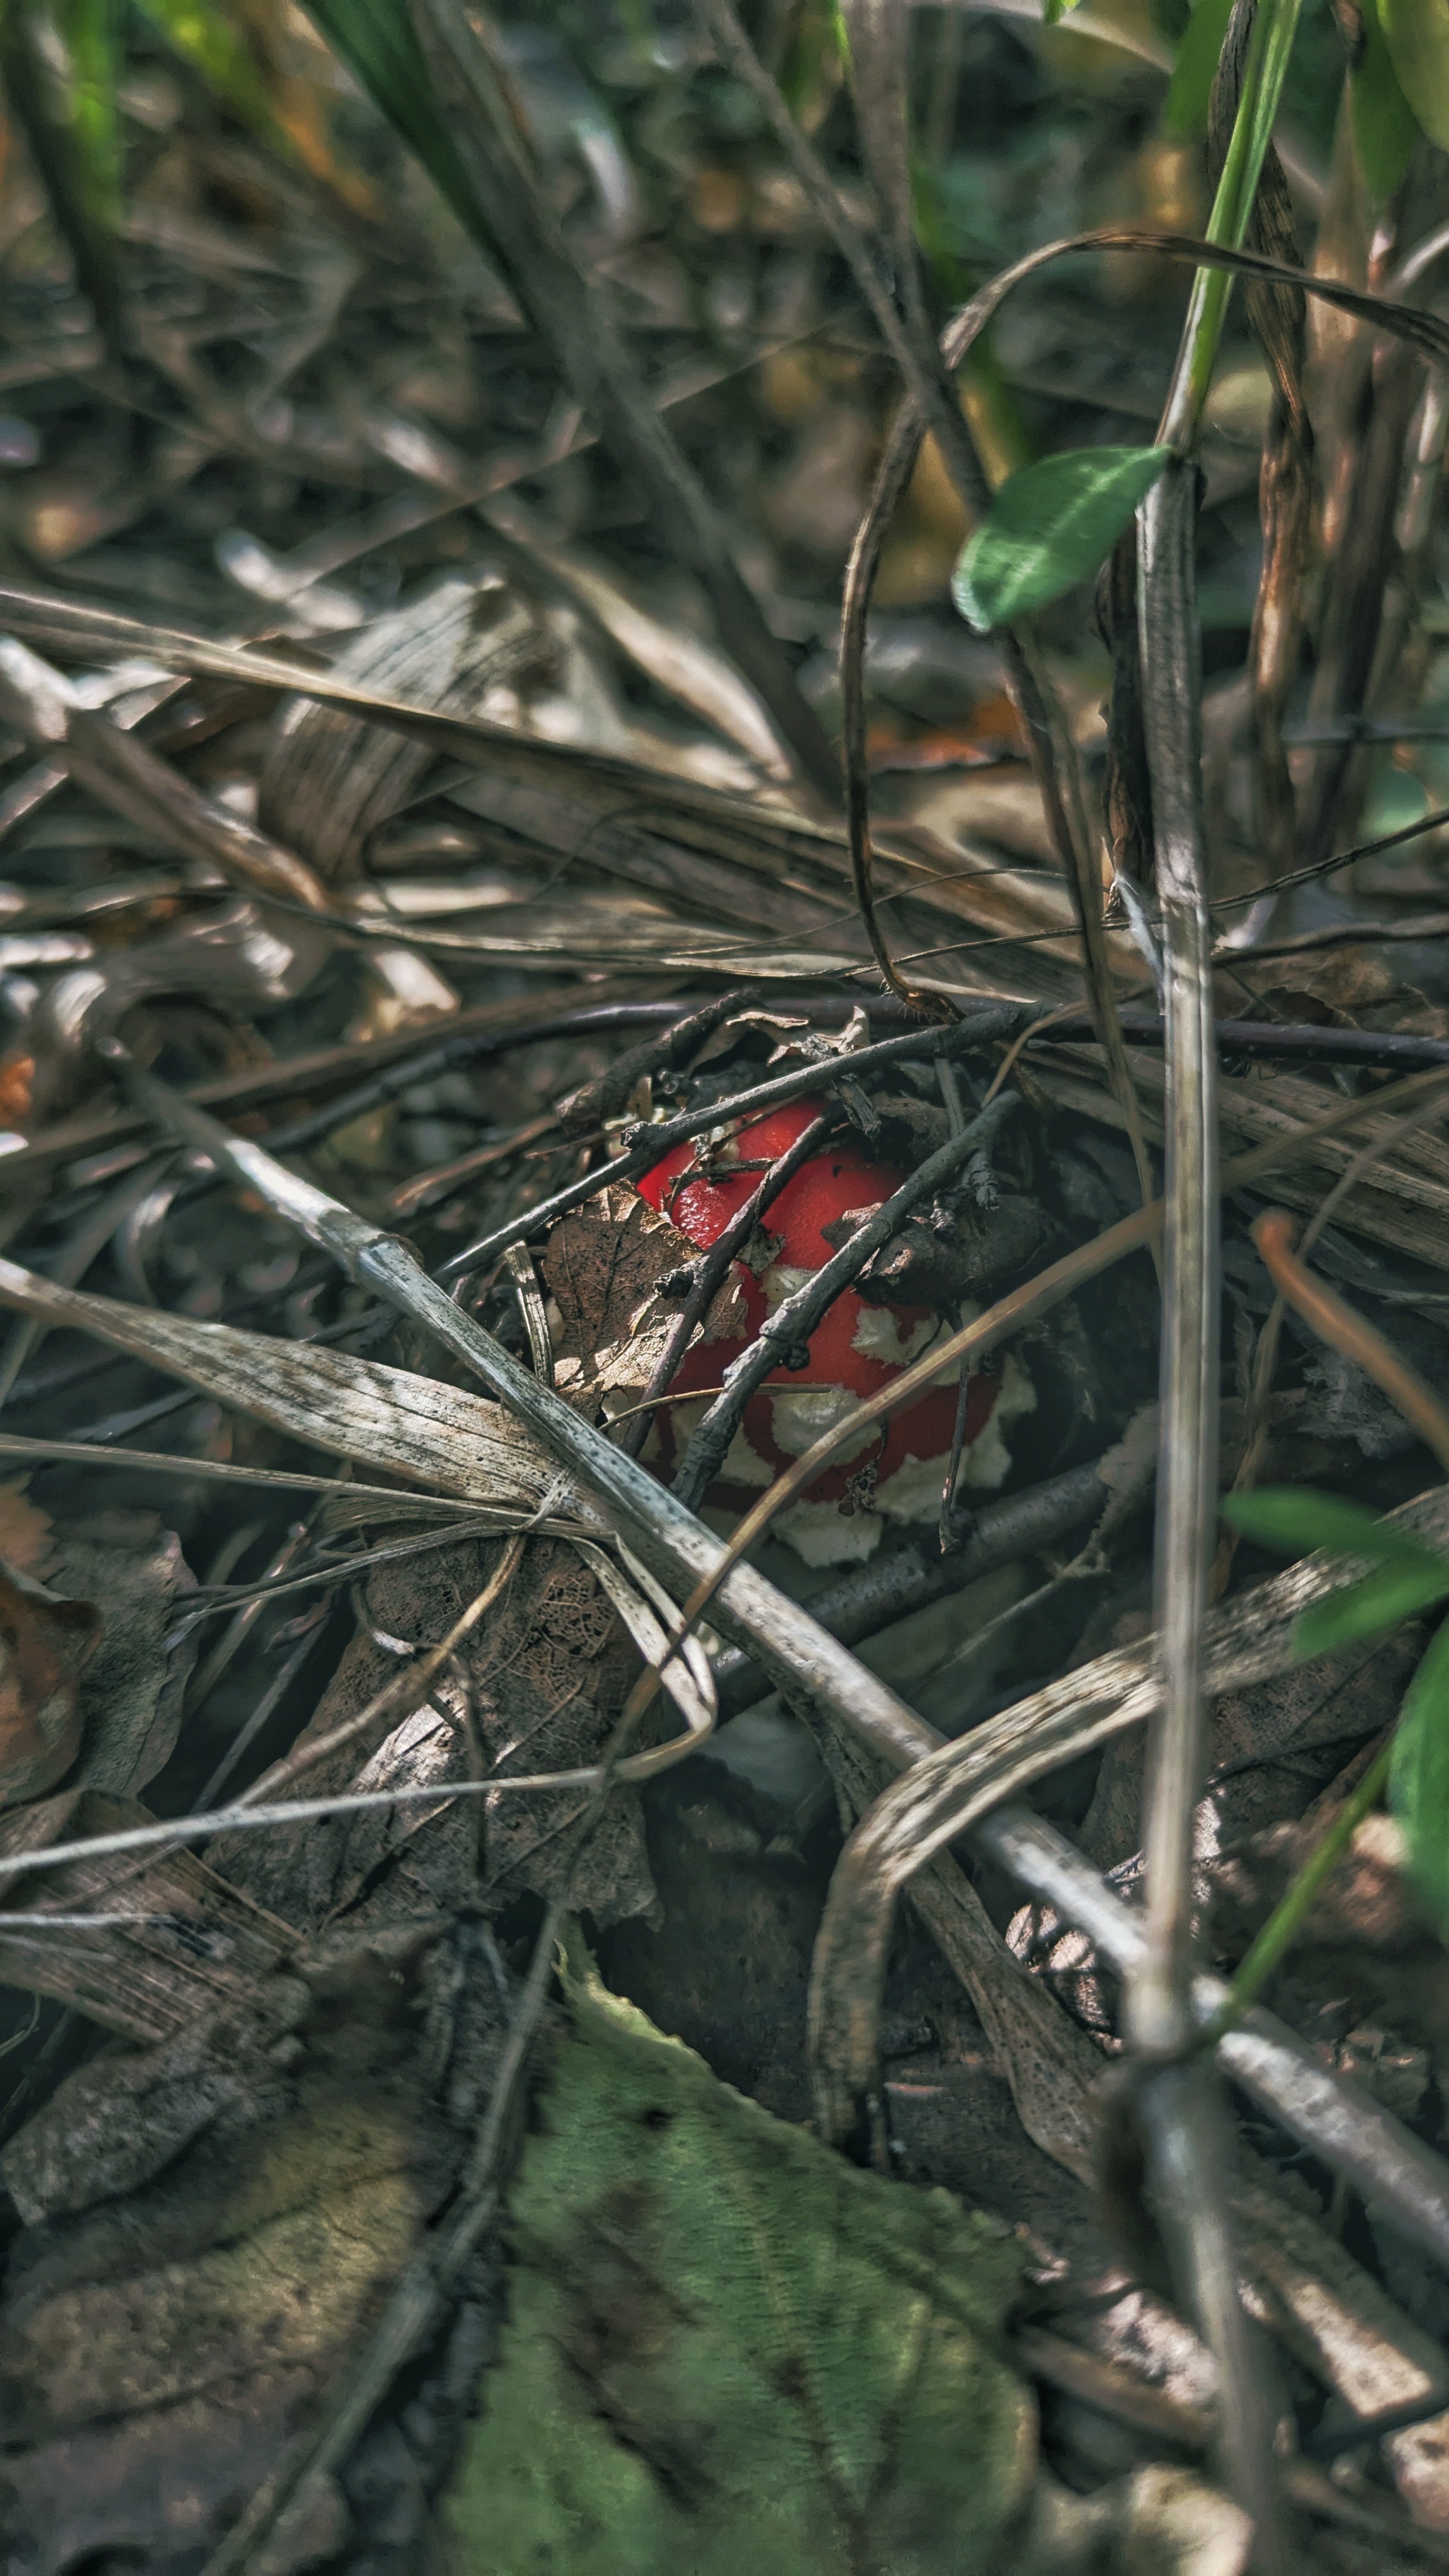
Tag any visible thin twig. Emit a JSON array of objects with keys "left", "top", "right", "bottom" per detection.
[
  {"left": 1214, "top": 1087, "right": 1449, "bottom": 1595},
  {"left": 620, "top": 1109, "right": 836, "bottom": 1461},
  {"left": 606, "top": 1057, "right": 1449, "bottom": 1717},
  {"left": 432, "top": 1003, "right": 1020, "bottom": 1282},
  {"left": 97, "top": 1044, "right": 956, "bottom": 1779},
  {"left": 1133, "top": 461, "right": 1218, "bottom": 2063},
  {"left": 672, "top": 1094, "right": 1018, "bottom": 1512},
  {"left": 1252, "top": 1210, "right": 1449, "bottom": 1476}
]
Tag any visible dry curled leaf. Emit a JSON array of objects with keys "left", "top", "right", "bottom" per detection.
[{"left": 0, "top": 1557, "right": 100, "bottom": 1810}]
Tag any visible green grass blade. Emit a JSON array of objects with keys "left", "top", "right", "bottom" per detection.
[
  {"left": 1222, "top": 1487, "right": 1449, "bottom": 1576},
  {"left": 1164, "top": 0, "right": 1235, "bottom": 139},
  {"left": 134, "top": 0, "right": 279, "bottom": 141},
  {"left": 299, "top": 0, "right": 481, "bottom": 245},
  {"left": 1, "top": 0, "right": 125, "bottom": 357},
  {"left": 1392, "top": 1612, "right": 1449, "bottom": 1929},
  {"left": 1295, "top": 1561, "right": 1449, "bottom": 1660}
]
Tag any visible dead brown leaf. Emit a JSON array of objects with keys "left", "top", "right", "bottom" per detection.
[
  {"left": 0, "top": 1932, "right": 514, "bottom": 2576},
  {"left": 210, "top": 1530, "right": 657, "bottom": 1936},
  {"left": 0, "top": 1479, "right": 57, "bottom": 1581},
  {"left": 1078, "top": 1622, "right": 1426, "bottom": 1874},
  {"left": 542, "top": 1185, "right": 746, "bottom": 1427},
  {"left": 0, "top": 1788, "right": 298, "bottom": 2045},
  {"left": 0, "top": 1558, "right": 100, "bottom": 1811}
]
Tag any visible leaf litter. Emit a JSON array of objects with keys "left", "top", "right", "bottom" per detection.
[{"left": 3, "top": 7, "right": 1449, "bottom": 2572}]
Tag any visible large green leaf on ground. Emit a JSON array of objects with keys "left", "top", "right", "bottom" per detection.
[
  {"left": 951, "top": 444, "right": 1171, "bottom": 631},
  {"left": 446, "top": 1946, "right": 1035, "bottom": 2576}
]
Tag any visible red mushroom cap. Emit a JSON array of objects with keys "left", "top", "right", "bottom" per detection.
[{"left": 637, "top": 1098, "right": 1007, "bottom": 1556}]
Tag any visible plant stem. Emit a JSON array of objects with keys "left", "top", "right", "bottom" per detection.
[
  {"left": 1132, "top": 458, "right": 1219, "bottom": 2056},
  {"left": 1160, "top": 0, "right": 1304, "bottom": 451},
  {"left": 1205, "top": 1740, "right": 1395, "bottom": 2046},
  {"left": 1129, "top": 13, "right": 1304, "bottom": 2550}
]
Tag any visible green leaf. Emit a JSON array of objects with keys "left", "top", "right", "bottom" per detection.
[
  {"left": 1220, "top": 1491, "right": 1449, "bottom": 1659},
  {"left": 63, "top": 0, "right": 122, "bottom": 221},
  {"left": 300, "top": 0, "right": 483, "bottom": 247},
  {"left": 1, "top": 0, "right": 125, "bottom": 357},
  {"left": 1378, "top": 0, "right": 1449, "bottom": 153},
  {"left": 1221, "top": 1488, "right": 1449, "bottom": 1576},
  {"left": 1354, "top": 2, "right": 1421, "bottom": 200},
  {"left": 1042, "top": 0, "right": 1085, "bottom": 22},
  {"left": 951, "top": 445, "right": 1171, "bottom": 631},
  {"left": 1163, "top": 0, "right": 1234, "bottom": 137},
  {"left": 446, "top": 1943, "right": 1034, "bottom": 2576},
  {"left": 134, "top": 0, "right": 279, "bottom": 141},
  {"left": 1295, "top": 1560, "right": 1449, "bottom": 1660},
  {"left": 1392, "top": 1612, "right": 1449, "bottom": 1927}
]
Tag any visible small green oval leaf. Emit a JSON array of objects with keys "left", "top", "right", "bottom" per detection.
[
  {"left": 951, "top": 444, "right": 1171, "bottom": 632},
  {"left": 1391, "top": 1614, "right": 1449, "bottom": 1929}
]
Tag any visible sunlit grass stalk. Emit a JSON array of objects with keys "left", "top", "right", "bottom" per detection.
[{"left": 1131, "top": 6, "right": 1305, "bottom": 2555}]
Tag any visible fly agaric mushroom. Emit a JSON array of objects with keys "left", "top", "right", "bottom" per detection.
[{"left": 636, "top": 1098, "right": 1034, "bottom": 1564}]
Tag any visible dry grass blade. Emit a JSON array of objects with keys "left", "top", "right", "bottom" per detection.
[
  {"left": 696, "top": 0, "right": 1112, "bottom": 1049},
  {"left": 1132, "top": 461, "right": 1218, "bottom": 2063},
  {"left": 92, "top": 1057, "right": 952, "bottom": 1781},
  {"left": 0, "top": 639, "right": 332, "bottom": 913},
  {"left": 616, "top": 1057, "right": 1449, "bottom": 1699},
  {"left": 804, "top": 1470, "right": 1449, "bottom": 2231},
  {"left": 0, "top": 1436, "right": 499, "bottom": 1511},
  {"left": 0, "top": 1258, "right": 570, "bottom": 1518},
  {"left": 406, "top": 0, "right": 838, "bottom": 804}
]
